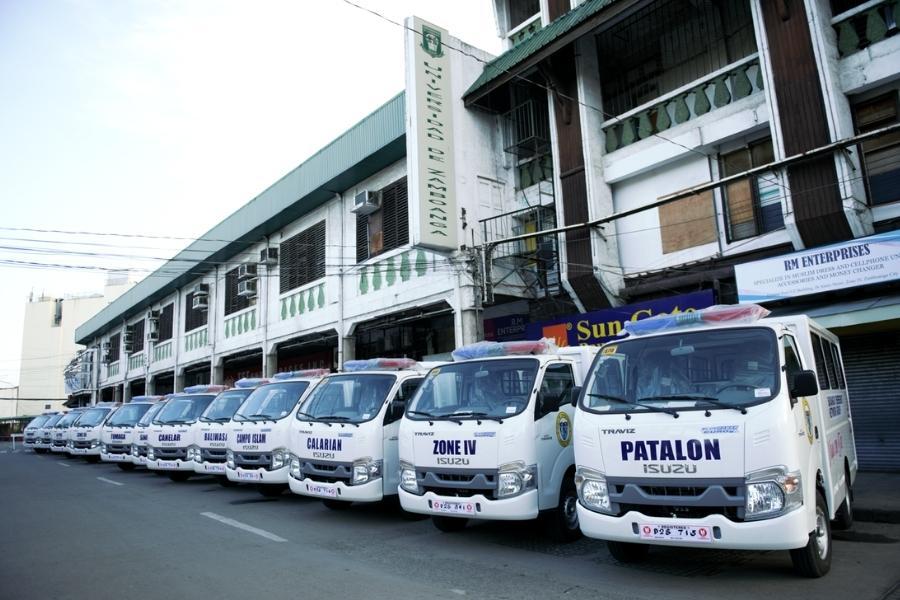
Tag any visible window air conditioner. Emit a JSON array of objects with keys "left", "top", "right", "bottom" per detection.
[
  {"left": 147, "top": 329, "right": 160, "bottom": 343},
  {"left": 351, "top": 190, "right": 380, "bottom": 215},
  {"left": 147, "top": 309, "right": 160, "bottom": 321},
  {"left": 123, "top": 327, "right": 134, "bottom": 345},
  {"left": 237, "top": 279, "right": 258, "bottom": 298},
  {"left": 192, "top": 283, "right": 209, "bottom": 297},
  {"left": 237, "top": 263, "right": 258, "bottom": 280},
  {"left": 259, "top": 248, "right": 278, "bottom": 265},
  {"left": 192, "top": 294, "right": 209, "bottom": 311}
]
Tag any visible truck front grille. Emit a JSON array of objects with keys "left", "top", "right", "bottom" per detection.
[{"left": 607, "top": 477, "right": 747, "bottom": 522}]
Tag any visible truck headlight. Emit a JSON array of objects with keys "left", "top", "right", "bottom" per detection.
[
  {"left": 289, "top": 455, "right": 302, "bottom": 479},
  {"left": 187, "top": 445, "right": 200, "bottom": 462},
  {"left": 351, "top": 458, "right": 383, "bottom": 485},
  {"left": 101, "top": 443, "right": 108, "bottom": 453},
  {"left": 271, "top": 448, "right": 290, "bottom": 470},
  {"left": 90, "top": 439, "right": 100, "bottom": 448},
  {"left": 226, "top": 449, "right": 234, "bottom": 469},
  {"left": 399, "top": 461, "right": 420, "bottom": 495},
  {"left": 497, "top": 461, "right": 537, "bottom": 498},
  {"left": 745, "top": 467, "right": 802, "bottom": 520},
  {"left": 131, "top": 444, "right": 138, "bottom": 457},
  {"left": 147, "top": 447, "right": 156, "bottom": 461},
  {"left": 575, "top": 467, "right": 612, "bottom": 514}
]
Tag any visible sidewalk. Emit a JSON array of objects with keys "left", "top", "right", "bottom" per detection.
[{"left": 853, "top": 471, "right": 900, "bottom": 524}]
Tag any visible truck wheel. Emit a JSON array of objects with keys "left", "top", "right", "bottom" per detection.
[
  {"left": 86, "top": 456, "right": 100, "bottom": 463},
  {"left": 432, "top": 516, "right": 468, "bottom": 533},
  {"left": 607, "top": 541, "right": 649, "bottom": 563},
  {"left": 218, "top": 476, "right": 237, "bottom": 487},
  {"left": 790, "top": 491, "right": 832, "bottom": 578},
  {"left": 543, "top": 479, "right": 582, "bottom": 542},
  {"left": 832, "top": 473, "right": 853, "bottom": 531},
  {"left": 117, "top": 463, "right": 135, "bottom": 471},
  {"left": 168, "top": 472, "right": 191, "bottom": 482},
  {"left": 323, "top": 499, "right": 352, "bottom": 511},
  {"left": 257, "top": 484, "right": 287, "bottom": 498}
]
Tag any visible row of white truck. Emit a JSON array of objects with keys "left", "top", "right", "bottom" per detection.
[{"left": 23, "top": 305, "right": 857, "bottom": 578}]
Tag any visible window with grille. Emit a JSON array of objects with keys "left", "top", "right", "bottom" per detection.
[
  {"left": 280, "top": 221, "right": 326, "bottom": 294},
  {"left": 131, "top": 320, "right": 145, "bottom": 354},
  {"left": 853, "top": 92, "right": 900, "bottom": 206},
  {"left": 356, "top": 177, "right": 409, "bottom": 263},
  {"left": 720, "top": 137, "right": 783, "bottom": 242},
  {"left": 184, "top": 292, "right": 208, "bottom": 331},
  {"left": 108, "top": 333, "right": 121, "bottom": 363},
  {"left": 224, "top": 268, "right": 250, "bottom": 315},
  {"left": 158, "top": 303, "right": 174, "bottom": 342}
]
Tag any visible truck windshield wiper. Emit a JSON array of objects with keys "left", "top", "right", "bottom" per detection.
[
  {"left": 447, "top": 411, "right": 504, "bottom": 424},
  {"left": 247, "top": 414, "right": 273, "bottom": 422},
  {"left": 587, "top": 393, "right": 679, "bottom": 418},
  {"left": 638, "top": 394, "right": 747, "bottom": 414},
  {"left": 295, "top": 411, "right": 317, "bottom": 420},
  {"left": 317, "top": 415, "right": 359, "bottom": 428},
  {"left": 200, "top": 416, "right": 230, "bottom": 423}
]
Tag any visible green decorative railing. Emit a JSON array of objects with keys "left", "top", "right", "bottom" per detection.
[
  {"left": 280, "top": 282, "right": 326, "bottom": 321},
  {"left": 517, "top": 154, "right": 553, "bottom": 191},
  {"left": 358, "top": 249, "right": 430, "bottom": 295},
  {"left": 834, "top": 1, "right": 898, "bottom": 57},
  {"left": 185, "top": 327, "right": 208, "bottom": 352},
  {"left": 153, "top": 341, "right": 172, "bottom": 362},
  {"left": 224, "top": 308, "right": 256, "bottom": 339},
  {"left": 107, "top": 361, "right": 119, "bottom": 377},
  {"left": 127, "top": 353, "right": 145, "bottom": 371},
  {"left": 509, "top": 16, "right": 542, "bottom": 47},
  {"left": 603, "top": 57, "right": 763, "bottom": 153}
]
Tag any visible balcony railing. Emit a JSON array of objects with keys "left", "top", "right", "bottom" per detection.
[
  {"left": 833, "top": 0, "right": 899, "bottom": 57},
  {"left": 503, "top": 99, "right": 551, "bottom": 158},
  {"left": 508, "top": 13, "right": 542, "bottom": 47}
]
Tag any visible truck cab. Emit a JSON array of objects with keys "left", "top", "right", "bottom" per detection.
[
  {"left": 51, "top": 409, "right": 85, "bottom": 454},
  {"left": 224, "top": 370, "right": 328, "bottom": 496},
  {"left": 399, "top": 341, "right": 597, "bottom": 540},
  {"left": 101, "top": 397, "right": 162, "bottom": 470},
  {"left": 287, "top": 359, "right": 431, "bottom": 509},
  {"left": 573, "top": 304, "right": 857, "bottom": 577},
  {"left": 147, "top": 385, "right": 226, "bottom": 481},
  {"left": 23, "top": 414, "right": 52, "bottom": 451},
  {"left": 68, "top": 403, "right": 120, "bottom": 461},
  {"left": 190, "top": 380, "right": 265, "bottom": 479},
  {"left": 34, "top": 413, "right": 63, "bottom": 453},
  {"left": 131, "top": 400, "right": 168, "bottom": 467}
]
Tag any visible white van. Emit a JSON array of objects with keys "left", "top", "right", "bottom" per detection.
[
  {"left": 574, "top": 304, "right": 857, "bottom": 577},
  {"left": 287, "top": 359, "right": 431, "bottom": 509},
  {"left": 34, "top": 413, "right": 63, "bottom": 453},
  {"left": 23, "top": 414, "right": 52, "bottom": 451},
  {"left": 399, "top": 341, "right": 597, "bottom": 540},
  {"left": 68, "top": 403, "right": 119, "bottom": 461},
  {"left": 51, "top": 409, "right": 85, "bottom": 454},
  {"left": 101, "top": 397, "right": 162, "bottom": 469},
  {"left": 131, "top": 400, "right": 168, "bottom": 467}
]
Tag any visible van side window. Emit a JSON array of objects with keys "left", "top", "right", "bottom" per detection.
[
  {"left": 399, "top": 378, "right": 424, "bottom": 401},
  {"left": 537, "top": 363, "right": 575, "bottom": 418},
  {"left": 828, "top": 341, "right": 846, "bottom": 389},
  {"left": 782, "top": 335, "right": 803, "bottom": 381},
  {"left": 820, "top": 336, "right": 839, "bottom": 389},
  {"left": 811, "top": 333, "right": 830, "bottom": 390}
]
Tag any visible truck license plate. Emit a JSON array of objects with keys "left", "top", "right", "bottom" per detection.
[
  {"left": 307, "top": 483, "right": 338, "bottom": 498},
  {"left": 107, "top": 454, "right": 127, "bottom": 461},
  {"left": 157, "top": 461, "right": 178, "bottom": 469},
  {"left": 639, "top": 523, "right": 712, "bottom": 543},
  {"left": 237, "top": 470, "right": 262, "bottom": 481},
  {"left": 431, "top": 499, "right": 476, "bottom": 515},
  {"left": 203, "top": 464, "right": 225, "bottom": 474}
]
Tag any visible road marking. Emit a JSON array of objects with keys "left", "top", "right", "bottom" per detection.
[
  {"left": 57, "top": 462, "right": 71, "bottom": 467},
  {"left": 97, "top": 477, "right": 124, "bottom": 486},
  {"left": 201, "top": 512, "right": 287, "bottom": 542}
]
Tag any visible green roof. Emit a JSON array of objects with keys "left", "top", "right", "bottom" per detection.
[
  {"left": 75, "top": 92, "right": 406, "bottom": 345},
  {"left": 464, "top": 0, "right": 620, "bottom": 105}
]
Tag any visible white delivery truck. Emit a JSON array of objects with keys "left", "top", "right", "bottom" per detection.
[
  {"left": 51, "top": 409, "right": 85, "bottom": 454},
  {"left": 225, "top": 370, "right": 327, "bottom": 496},
  {"left": 147, "top": 385, "right": 226, "bottom": 480},
  {"left": 573, "top": 304, "right": 857, "bottom": 578},
  {"left": 101, "top": 397, "right": 162, "bottom": 470},
  {"left": 34, "top": 413, "right": 63, "bottom": 453},
  {"left": 68, "top": 403, "right": 120, "bottom": 461},
  {"left": 399, "top": 340, "right": 597, "bottom": 540},
  {"left": 23, "top": 414, "right": 53, "bottom": 451},
  {"left": 190, "top": 380, "right": 265, "bottom": 480},
  {"left": 131, "top": 400, "right": 169, "bottom": 467},
  {"left": 288, "top": 359, "right": 430, "bottom": 509}
]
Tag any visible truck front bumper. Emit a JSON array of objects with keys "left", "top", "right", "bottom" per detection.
[
  {"left": 226, "top": 465, "right": 288, "bottom": 484},
  {"left": 194, "top": 461, "right": 227, "bottom": 475},
  {"left": 288, "top": 475, "right": 383, "bottom": 502},
  {"left": 69, "top": 446, "right": 101, "bottom": 456},
  {"left": 147, "top": 457, "right": 195, "bottom": 472},
  {"left": 398, "top": 488, "right": 539, "bottom": 521},
  {"left": 101, "top": 451, "right": 131, "bottom": 463}
]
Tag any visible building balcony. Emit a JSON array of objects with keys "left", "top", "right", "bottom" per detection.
[{"left": 834, "top": 0, "right": 899, "bottom": 57}]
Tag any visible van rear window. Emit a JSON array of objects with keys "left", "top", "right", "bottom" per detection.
[{"left": 811, "top": 333, "right": 830, "bottom": 390}]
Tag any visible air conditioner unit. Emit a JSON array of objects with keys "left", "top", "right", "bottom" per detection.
[
  {"left": 123, "top": 341, "right": 134, "bottom": 354},
  {"left": 351, "top": 190, "right": 380, "bottom": 214},
  {"left": 192, "top": 294, "right": 209, "bottom": 311},
  {"left": 101, "top": 341, "right": 111, "bottom": 353},
  {"left": 147, "top": 309, "right": 160, "bottom": 321},
  {"left": 237, "top": 263, "right": 258, "bottom": 280},
  {"left": 237, "top": 279, "right": 258, "bottom": 298},
  {"left": 260, "top": 247, "right": 278, "bottom": 265},
  {"left": 192, "top": 283, "right": 209, "bottom": 298},
  {"left": 147, "top": 329, "right": 159, "bottom": 343},
  {"left": 123, "top": 327, "right": 134, "bottom": 345}
]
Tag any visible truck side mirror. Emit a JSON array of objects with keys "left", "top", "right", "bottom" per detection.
[
  {"left": 569, "top": 385, "right": 582, "bottom": 407},
  {"left": 789, "top": 370, "right": 818, "bottom": 401}
]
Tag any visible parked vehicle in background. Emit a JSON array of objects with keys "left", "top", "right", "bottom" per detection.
[
  {"left": 23, "top": 414, "right": 52, "bottom": 450},
  {"left": 34, "top": 413, "right": 63, "bottom": 453},
  {"left": 131, "top": 400, "right": 169, "bottom": 467},
  {"left": 225, "top": 370, "right": 328, "bottom": 497},
  {"left": 101, "top": 397, "right": 162, "bottom": 470},
  {"left": 399, "top": 340, "right": 597, "bottom": 540},
  {"left": 288, "top": 359, "right": 430, "bottom": 509},
  {"left": 51, "top": 409, "right": 85, "bottom": 454},
  {"left": 68, "top": 403, "right": 120, "bottom": 461},
  {"left": 573, "top": 304, "right": 857, "bottom": 578},
  {"left": 147, "top": 385, "right": 225, "bottom": 481}
]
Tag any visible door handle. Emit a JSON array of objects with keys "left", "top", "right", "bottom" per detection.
[
  {"left": 814, "top": 427, "right": 819, "bottom": 440},
  {"left": 540, "top": 434, "right": 552, "bottom": 440}
]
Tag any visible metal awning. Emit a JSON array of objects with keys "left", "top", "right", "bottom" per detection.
[{"left": 769, "top": 293, "right": 900, "bottom": 330}]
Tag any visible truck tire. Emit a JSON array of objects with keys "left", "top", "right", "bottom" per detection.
[
  {"left": 832, "top": 472, "right": 853, "bottom": 531},
  {"left": 432, "top": 516, "right": 468, "bottom": 533},
  {"left": 117, "top": 463, "right": 135, "bottom": 471},
  {"left": 607, "top": 541, "right": 649, "bottom": 563},
  {"left": 543, "top": 479, "right": 582, "bottom": 542},
  {"left": 790, "top": 491, "right": 832, "bottom": 578},
  {"left": 323, "top": 499, "right": 352, "bottom": 511},
  {"left": 168, "top": 472, "right": 191, "bottom": 482},
  {"left": 218, "top": 476, "right": 237, "bottom": 487},
  {"left": 257, "top": 483, "right": 287, "bottom": 498}
]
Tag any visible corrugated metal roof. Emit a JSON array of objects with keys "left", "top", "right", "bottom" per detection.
[
  {"left": 463, "top": 0, "right": 619, "bottom": 103},
  {"left": 75, "top": 92, "right": 406, "bottom": 345}
]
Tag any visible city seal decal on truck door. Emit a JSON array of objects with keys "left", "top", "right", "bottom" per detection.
[
  {"left": 556, "top": 412, "right": 571, "bottom": 447},
  {"left": 802, "top": 399, "right": 814, "bottom": 445}
]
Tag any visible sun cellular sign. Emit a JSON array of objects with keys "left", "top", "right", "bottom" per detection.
[{"left": 405, "top": 16, "right": 457, "bottom": 252}]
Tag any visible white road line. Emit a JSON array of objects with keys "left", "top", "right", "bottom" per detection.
[
  {"left": 57, "top": 462, "right": 71, "bottom": 467},
  {"left": 97, "top": 477, "right": 124, "bottom": 486},
  {"left": 201, "top": 512, "right": 287, "bottom": 542}
]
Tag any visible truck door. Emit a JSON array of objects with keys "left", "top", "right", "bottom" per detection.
[
  {"left": 535, "top": 362, "right": 576, "bottom": 510},
  {"left": 784, "top": 334, "right": 829, "bottom": 497},
  {"left": 383, "top": 377, "right": 423, "bottom": 494}
]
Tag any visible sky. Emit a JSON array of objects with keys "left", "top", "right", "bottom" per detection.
[{"left": 0, "top": 0, "right": 502, "bottom": 388}]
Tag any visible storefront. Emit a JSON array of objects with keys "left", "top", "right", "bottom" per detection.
[
  {"left": 276, "top": 331, "right": 337, "bottom": 373},
  {"left": 128, "top": 378, "right": 145, "bottom": 399},
  {"left": 150, "top": 371, "right": 174, "bottom": 396},
  {"left": 353, "top": 302, "right": 456, "bottom": 361},
  {"left": 182, "top": 361, "right": 212, "bottom": 389},
  {"left": 221, "top": 350, "right": 262, "bottom": 388}
]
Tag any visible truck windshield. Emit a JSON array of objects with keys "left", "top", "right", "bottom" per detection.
[
  {"left": 75, "top": 408, "right": 111, "bottom": 427},
  {"left": 154, "top": 395, "right": 216, "bottom": 424},
  {"left": 234, "top": 382, "right": 310, "bottom": 422},
  {"left": 56, "top": 412, "right": 82, "bottom": 428},
  {"left": 299, "top": 375, "right": 394, "bottom": 424},
  {"left": 407, "top": 358, "right": 539, "bottom": 420},
  {"left": 26, "top": 415, "right": 50, "bottom": 429},
  {"left": 107, "top": 404, "right": 152, "bottom": 427},
  {"left": 137, "top": 402, "right": 164, "bottom": 427},
  {"left": 581, "top": 327, "right": 779, "bottom": 415},
  {"left": 43, "top": 415, "right": 63, "bottom": 428},
  {"left": 202, "top": 389, "right": 252, "bottom": 422}
]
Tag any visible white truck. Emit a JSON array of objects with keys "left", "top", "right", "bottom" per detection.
[
  {"left": 34, "top": 413, "right": 63, "bottom": 453},
  {"left": 51, "top": 409, "right": 85, "bottom": 454},
  {"left": 68, "top": 403, "right": 119, "bottom": 461},
  {"left": 147, "top": 385, "right": 226, "bottom": 480},
  {"left": 224, "top": 370, "right": 327, "bottom": 496},
  {"left": 101, "top": 397, "right": 162, "bottom": 470},
  {"left": 399, "top": 341, "right": 597, "bottom": 540},
  {"left": 573, "top": 304, "right": 857, "bottom": 578},
  {"left": 23, "top": 414, "right": 53, "bottom": 451},
  {"left": 190, "top": 380, "right": 264, "bottom": 480},
  {"left": 287, "top": 358, "right": 430, "bottom": 509},
  {"left": 131, "top": 400, "right": 169, "bottom": 467}
]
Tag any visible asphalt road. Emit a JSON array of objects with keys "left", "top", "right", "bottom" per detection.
[{"left": 2, "top": 444, "right": 899, "bottom": 600}]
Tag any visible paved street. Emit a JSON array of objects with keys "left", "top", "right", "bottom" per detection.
[{"left": 2, "top": 446, "right": 899, "bottom": 600}]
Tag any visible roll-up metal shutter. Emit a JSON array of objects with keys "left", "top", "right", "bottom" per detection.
[{"left": 841, "top": 332, "right": 900, "bottom": 472}]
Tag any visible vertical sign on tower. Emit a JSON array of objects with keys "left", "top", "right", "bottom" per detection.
[{"left": 405, "top": 16, "right": 457, "bottom": 251}]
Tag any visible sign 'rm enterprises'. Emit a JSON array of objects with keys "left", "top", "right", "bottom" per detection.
[{"left": 405, "top": 16, "right": 457, "bottom": 252}]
